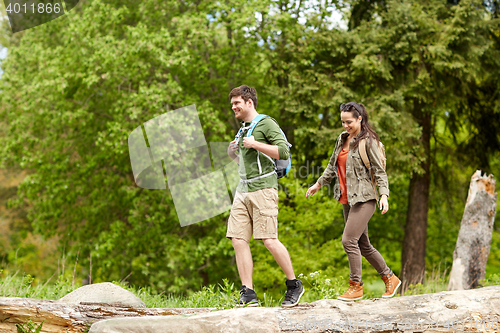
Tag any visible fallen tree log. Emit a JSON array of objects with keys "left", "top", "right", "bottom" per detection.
[
  {"left": 88, "top": 285, "right": 500, "bottom": 332},
  {"left": 448, "top": 170, "right": 497, "bottom": 290},
  {"left": 0, "top": 297, "right": 213, "bottom": 332},
  {"left": 2, "top": 285, "right": 500, "bottom": 332}
]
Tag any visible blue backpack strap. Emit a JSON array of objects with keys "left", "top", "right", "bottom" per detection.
[
  {"left": 246, "top": 114, "right": 268, "bottom": 137},
  {"left": 234, "top": 127, "right": 244, "bottom": 141}
]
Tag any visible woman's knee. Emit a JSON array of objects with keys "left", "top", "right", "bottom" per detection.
[
  {"left": 342, "top": 235, "right": 358, "bottom": 249},
  {"left": 360, "top": 245, "right": 376, "bottom": 257}
]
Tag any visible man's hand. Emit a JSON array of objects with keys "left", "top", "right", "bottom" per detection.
[
  {"left": 379, "top": 194, "right": 389, "bottom": 214},
  {"left": 242, "top": 135, "right": 280, "bottom": 159},
  {"left": 243, "top": 135, "right": 256, "bottom": 149},
  {"left": 227, "top": 140, "right": 239, "bottom": 161}
]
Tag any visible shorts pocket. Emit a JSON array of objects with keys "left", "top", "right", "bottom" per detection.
[
  {"left": 262, "top": 188, "right": 279, "bottom": 203},
  {"left": 259, "top": 208, "right": 278, "bottom": 217},
  {"left": 258, "top": 208, "right": 278, "bottom": 235}
]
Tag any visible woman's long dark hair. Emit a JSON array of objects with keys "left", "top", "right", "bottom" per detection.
[{"left": 340, "top": 102, "right": 379, "bottom": 149}]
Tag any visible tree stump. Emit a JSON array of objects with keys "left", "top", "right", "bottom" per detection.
[{"left": 448, "top": 170, "right": 497, "bottom": 290}]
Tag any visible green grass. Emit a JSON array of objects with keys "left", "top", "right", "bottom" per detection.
[
  {"left": 403, "top": 266, "right": 449, "bottom": 296},
  {"left": 0, "top": 270, "right": 80, "bottom": 300},
  {"left": 15, "top": 320, "right": 44, "bottom": 333},
  {"left": 1, "top": 268, "right": 499, "bottom": 309},
  {"left": 113, "top": 278, "right": 243, "bottom": 309}
]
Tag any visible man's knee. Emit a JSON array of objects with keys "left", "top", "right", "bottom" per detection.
[
  {"left": 232, "top": 237, "right": 248, "bottom": 248},
  {"left": 262, "top": 238, "right": 280, "bottom": 250}
]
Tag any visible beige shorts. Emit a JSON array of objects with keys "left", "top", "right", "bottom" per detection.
[{"left": 226, "top": 188, "right": 279, "bottom": 242}]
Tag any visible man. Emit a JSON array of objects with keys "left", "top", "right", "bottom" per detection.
[{"left": 226, "top": 85, "right": 304, "bottom": 307}]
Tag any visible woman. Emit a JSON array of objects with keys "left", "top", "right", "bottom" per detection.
[{"left": 306, "top": 102, "right": 401, "bottom": 301}]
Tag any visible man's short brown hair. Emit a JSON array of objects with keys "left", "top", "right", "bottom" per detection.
[{"left": 228, "top": 85, "right": 258, "bottom": 110}]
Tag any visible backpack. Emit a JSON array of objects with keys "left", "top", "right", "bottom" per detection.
[
  {"left": 234, "top": 114, "right": 292, "bottom": 182},
  {"left": 358, "top": 138, "right": 386, "bottom": 197}
]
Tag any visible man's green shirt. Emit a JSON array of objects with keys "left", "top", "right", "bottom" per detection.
[{"left": 236, "top": 116, "right": 289, "bottom": 193}]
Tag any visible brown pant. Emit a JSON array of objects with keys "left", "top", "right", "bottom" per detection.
[{"left": 342, "top": 200, "right": 391, "bottom": 282}]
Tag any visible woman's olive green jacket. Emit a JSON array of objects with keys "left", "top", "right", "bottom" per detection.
[{"left": 317, "top": 131, "right": 389, "bottom": 207}]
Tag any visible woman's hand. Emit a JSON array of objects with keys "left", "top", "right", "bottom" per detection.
[
  {"left": 306, "top": 182, "right": 322, "bottom": 198},
  {"left": 379, "top": 194, "right": 389, "bottom": 214}
]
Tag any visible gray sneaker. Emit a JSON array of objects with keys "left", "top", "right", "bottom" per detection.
[
  {"left": 281, "top": 279, "right": 305, "bottom": 307},
  {"left": 239, "top": 285, "right": 258, "bottom": 307}
]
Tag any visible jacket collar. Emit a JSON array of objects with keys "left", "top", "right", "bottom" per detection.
[{"left": 340, "top": 130, "right": 362, "bottom": 142}]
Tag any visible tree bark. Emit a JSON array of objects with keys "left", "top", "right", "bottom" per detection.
[
  {"left": 2, "top": 287, "right": 500, "bottom": 333},
  {"left": 448, "top": 170, "right": 497, "bottom": 290},
  {"left": 401, "top": 108, "right": 431, "bottom": 293},
  {"left": 0, "top": 297, "right": 213, "bottom": 333},
  {"left": 92, "top": 286, "right": 500, "bottom": 333}
]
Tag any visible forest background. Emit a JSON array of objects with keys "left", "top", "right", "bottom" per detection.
[{"left": 0, "top": 0, "right": 500, "bottom": 301}]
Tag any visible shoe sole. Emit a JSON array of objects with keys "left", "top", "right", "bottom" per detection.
[
  {"left": 382, "top": 279, "right": 402, "bottom": 298},
  {"left": 337, "top": 295, "right": 363, "bottom": 301},
  {"left": 239, "top": 301, "right": 259, "bottom": 307},
  {"left": 281, "top": 287, "right": 305, "bottom": 308}
]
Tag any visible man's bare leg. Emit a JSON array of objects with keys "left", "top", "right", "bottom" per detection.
[
  {"left": 232, "top": 237, "right": 254, "bottom": 289},
  {"left": 262, "top": 238, "right": 296, "bottom": 280}
]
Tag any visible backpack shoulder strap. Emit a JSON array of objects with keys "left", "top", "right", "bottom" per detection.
[
  {"left": 358, "top": 138, "right": 371, "bottom": 170},
  {"left": 234, "top": 114, "right": 268, "bottom": 141},
  {"left": 246, "top": 114, "right": 268, "bottom": 137},
  {"left": 359, "top": 137, "right": 380, "bottom": 200},
  {"left": 234, "top": 126, "right": 245, "bottom": 141}
]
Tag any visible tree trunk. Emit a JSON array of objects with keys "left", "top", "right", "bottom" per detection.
[
  {"left": 0, "top": 297, "right": 213, "bottom": 333},
  {"left": 401, "top": 109, "right": 431, "bottom": 293},
  {"left": 3, "top": 287, "right": 500, "bottom": 333},
  {"left": 91, "top": 286, "right": 500, "bottom": 333},
  {"left": 448, "top": 170, "right": 497, "bottom": 290}
]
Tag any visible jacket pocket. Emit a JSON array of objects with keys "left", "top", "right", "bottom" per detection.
[
  {"left": 351, "top": 154, "right": 369, "bottom": 179},
  {"left": 361, "top": 178, "right": 376, "bottom": 198}
]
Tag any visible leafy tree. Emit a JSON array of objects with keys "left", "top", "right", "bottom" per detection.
[
  {"left": 259, "top": 0, "right": 498, "bottom": 289},
  {"left": 0, "top": 0, "right": 499, "bottom": 298},
  {"left": 0, "top": 0, "right": 271, "bottom": 292}
]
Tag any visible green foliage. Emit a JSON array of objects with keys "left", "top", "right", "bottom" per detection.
[
  {"left": 0, "top": 0, "right": 267, "bottom": 292},
  {"left": 298, "top": 271, "right": 345, "bottom": 302},
  {"left": 403, "top": 266, "right": 449, "bottom": 296},
  {"left": 0, "top": 0, "right": 499, "bottom": 299},
  {"left": 15, "top": 320, "right": 44, "bottom": 333},
  {"left": 114, "top": 278, "right": 241, "bottom": 309},
  {"left": 480, "top": 273, "right": 500, "bottom": 287},
  {"left": 0, "top": 270, "right": 81, "bottom": 299}
]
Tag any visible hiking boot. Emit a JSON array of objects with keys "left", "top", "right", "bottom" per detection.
[
  {"left": 337, "top": 280, "right": 363, "bottom": 301},
  {"left": 281, "top": 279, "right": 305, "bottom": 307},
  {"left": 238, "top": 285, "right": 258, "bottom": 307},
  {"left": 381, "top": 273, "right": 401, "bottom": 298}
]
